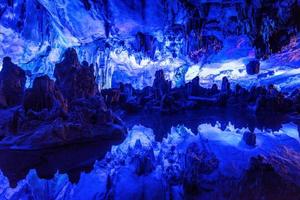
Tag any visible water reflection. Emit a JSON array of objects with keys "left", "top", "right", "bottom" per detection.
[
  {"left": 0, "top": 109, "right": 299, "bottom": 188},
  {"left": 122, "top": 108, "right": 300, "bottom": 140},
  {"left": 0, "top": 139, "right": 119, "bottom": 187}
]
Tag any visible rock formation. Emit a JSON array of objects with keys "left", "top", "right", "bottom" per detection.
[
  {"left": 23, "top": 75, "right": 67, "bottom": 113},
  {"left": 246, "top": 60, "right": 260, "bottom": 75},
  {"left": 221, "top": 76, "right": 231, "bottom": 94},
  {"left": 152, "top": 69, "right": 171, "bottom": 99},
  {"left": 0, "top": 49, "right": 126, "bottom": 149},
  {"left": 54, "top": 48, "right": 98, "bottom": 102},
  {"left": 243, "top": 131, "right": 256, "bottom": 146},
  {"left": 0, "top": 57, "right": 26, "bottom": 107}
]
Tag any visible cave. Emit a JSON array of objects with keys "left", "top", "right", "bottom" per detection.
[{"left": 0, "top": 0, "right": 300, "bottom": 199}]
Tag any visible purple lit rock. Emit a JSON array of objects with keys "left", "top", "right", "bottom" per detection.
[
  {"left": 246, "top": 60, "right": 260, "bottom": 75},
  {"left": 152, "top": 70, "right": 171, "bottom": 99},
  {"left": 0, "top": 57, "right": 26, "bottom": 107},
  {"left": 54, "top": 48, "right": 98, "bottom": 102},
  {"left": 23, "top": 75, "right": 67, "bottom": 113},
  {"left": 221, "top": 76, "right": 231, "bottom": 94}
]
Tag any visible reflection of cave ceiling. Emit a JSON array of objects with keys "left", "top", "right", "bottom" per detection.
[{"left": 0, "top": 0, "right": 299, "bottom": 90}]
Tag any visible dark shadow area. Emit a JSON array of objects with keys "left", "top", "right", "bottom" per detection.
[{"left": 0, "top": 138, "right": 120, "bottom": 187}]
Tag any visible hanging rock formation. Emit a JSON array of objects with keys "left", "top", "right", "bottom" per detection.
[{"left": 246, "top": 60, "right": 260, "bottom": 75}]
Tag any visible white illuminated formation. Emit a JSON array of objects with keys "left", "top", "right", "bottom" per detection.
[{"left": 0, "top": 0, "right": 299, "bottom": 91}]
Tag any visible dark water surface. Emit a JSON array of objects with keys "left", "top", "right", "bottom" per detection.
[
  {"left": 0, "top": 108, "right": 299, "bottom": 187},
  {"left": 122, "top": 108, "right": 300, "bottom": 141},
  {"left": 0, "top": 139, "right": 119, "bottom": 187}
]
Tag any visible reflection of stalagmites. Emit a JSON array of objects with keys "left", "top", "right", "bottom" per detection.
[
  {"left": 0, "top": 90, "right": 6, "bottom": 108},
  {"left": 246, "top": 60, "right": 260, "bottom": 75},
  {"left": 54, "top": 48, "right": 98, "bottom": 102},
  {"left": 238, "top": 155, "right": 300, "bottom": 199},
  {"left": 183, "top": 142, "right": 219, "bottom": 195},
  {"left": 23, "top": 75, "right": 67, "bottom": 113},
  {"left": 243, "top": 131, "right": 256, "bottom": 146},
  {"left": 0, "top": 57, "right": 26, "bottom": 107},
  {"left": 131, "top": 139, "right": 155, "bottom": 175}
]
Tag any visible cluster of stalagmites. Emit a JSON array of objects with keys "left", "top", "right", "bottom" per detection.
[
  {"left": 0, "top": 48, "right": 125, "bottom": 148},
  {"left": 103, "top": 69, "right": 300, "bottom": 115}
]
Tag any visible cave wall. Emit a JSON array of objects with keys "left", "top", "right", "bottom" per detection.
[{"left": 0, "top": 0, "right": 299, "bottom": 90}]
